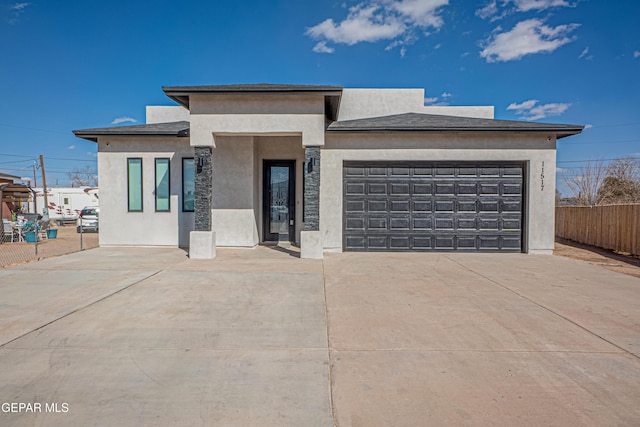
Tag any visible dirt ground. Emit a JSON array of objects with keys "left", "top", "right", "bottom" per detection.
[
  {"left": 555, "top": 238, "right": 640, "bottom": 279},
  {"left": 0, "top": 224, "right": 99, "bottom": 269},
  {"left": 2, "top": 226, "right": 639, "bottom": 279}
]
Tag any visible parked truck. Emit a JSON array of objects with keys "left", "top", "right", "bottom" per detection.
[{"left": 28, "top": 187, "right": 99, "bottom": 225}]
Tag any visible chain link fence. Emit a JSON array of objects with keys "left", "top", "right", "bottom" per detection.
[{"left": 0, "top": 221, "right": 99, "bottom": 269}]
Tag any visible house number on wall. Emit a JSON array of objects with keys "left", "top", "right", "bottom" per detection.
[{"left": 540, "top": 161, "right": 545, "bottom": 191}]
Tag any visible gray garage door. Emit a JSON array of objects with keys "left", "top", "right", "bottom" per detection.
[{"left": 343, "top": 162, "right": 525, "bottom": 252}]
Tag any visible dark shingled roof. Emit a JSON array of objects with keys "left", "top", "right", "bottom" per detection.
[
  {"left": 73, "top": 121, "right": 190, "bottom": 142},
  {"left": 327, "top": 112, "right": 584, "bottom": 138},
  {"left": 162, "top": 83, "right": 343, "bottom": 109}
]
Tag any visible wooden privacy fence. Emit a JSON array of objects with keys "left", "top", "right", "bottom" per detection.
[{"left": 555, "top": 204, "right": 640, "bottom": 256}]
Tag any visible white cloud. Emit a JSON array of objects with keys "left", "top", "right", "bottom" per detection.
[
  {"left": 510, "top": 0, "right": 573, "bottom": 12},
  {"left": 9, "top": 2, "right": 30, "bottom": 23},
  {"left": 11, "top": 2, "right": 30, "bottom": 10},
  {"left": 480, "top": 18, "right": 579, "bottom": 63},
  {"left": 424, "top": 96, "right": 439, "bottom": 104},
  {"left": 112, "top": 117, "right": 137, "bottom": 125},
  {"left": 584, "top": 124, "right": 593, "bottom": 129},
  {"left": 400, "top": 46, "right": 407, "bottom": 57},
  {"left": 507, "top": 99, "right": 571, "bottom": 120},
  {"left": 306, "top": 0, "right": 448, "bottom": 52},
  {"left": 441, "top": 92, "right": 452, "bottom": 98},
  {"left": 87, "top": 152, "right": 98, "bottom": 158},
  {"left": 578, "top": 46, "right": 593, "bottom": 60},
  {"left": 312, "top": 41, "right": 335, "bottom": 53},
  {"left": 634, "top": 50, "right": 640, "bottom": 58},
  {"left": 476, "top": 0, "right": 572, "bottom": 21},
  {"left": 68, "top": 145, "right": 76, "bottom": 150},
  {"left": 476, "top": 1, "right": 498, "bottom": 19}
]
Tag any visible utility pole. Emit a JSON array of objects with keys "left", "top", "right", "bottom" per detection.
[
  {"left": 32, "top": 161, "right": 37, "bottom": 187},
  {"left": 39, "top": 154, "right": 48, "bottom": 214}
]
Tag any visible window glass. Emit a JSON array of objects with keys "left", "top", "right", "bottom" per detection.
[
  {"left": 182, "top": 158, "right": 195, "bottom": 212},
  {"left": 155, "top": 158, "right": 170, "bottom": 212},
  {"left": 127, "top": 158, "right": 143, "bottom": 212}
]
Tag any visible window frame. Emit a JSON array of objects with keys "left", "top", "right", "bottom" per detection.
[
  {"left": 154, "top": 158, "right": 171, "bottom": 212},
  {"left": 182, "top": 157, "right": 195, "bottom": 212},
  {"left": 127, "top": 158, "right": 143, "bottom": 212}
]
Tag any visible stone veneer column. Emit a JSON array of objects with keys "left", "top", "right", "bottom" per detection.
[
  {"left": 303, "top": 147, "right": 320, "bottom": 231},
  {"left": 189, "top": 146, "right": 216, "bottom": 258},
  {"left": 301, "top": 147, "right": 322, "bottom": 258},
  {"left": 194, "top": 146, "right": 212, "bottom": 231}
]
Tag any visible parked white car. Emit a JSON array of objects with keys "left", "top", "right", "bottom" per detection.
[{"left": 77, "top": 206, "right": 99, "bottom": 233}]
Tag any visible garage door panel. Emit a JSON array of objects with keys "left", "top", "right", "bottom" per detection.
[
  {"left": 345, "top": 217, "right": 365, "bottom": 231},
  {"left": 480, "top": 183, "right": 500, "bottom": 195},
  {"left": 412, "top": 182, "right": 433, "bottom": 195},
  {"left": 479, "top": 236, "right": 500, "bottom": 249},
  {"left": 502, "top": 183, "right": 522, "bottom": 195},
  {"left": 478, "top": 200, "right": 499, "bottom": 212},
  {"left": 367, "top": 217, "right": 388, "bottom": 230},
  {"left": 390, "top": 217, "right": 410, "bottom": 230},
  {"left": 346, "top": 199, "right": 366, "bottom": 213},
  {"left": 367, "top": 236, "right": 388, "bottom": 249},
  {"left": 456, "top": 217, "right": 478, "bottom": 230},
  {"left": 434, "top": 236, "right": 455, "bottom": 250},
  {"left": 435, "top": 183, "right": 455, "bottom": 195},
  {"left": 413, "top": 217, "right": 433, "bottom": 230},
  {"left": 344, "top": 162, "right": 524, "bottom": 252},
  {"left": 502, "top": 200, "right": 522, "bottom": 212},
  {"left": 390, "top": 183, "right": 410, "bottom": 195},
  {"left": 457, "top": 182, "right": 478, "bottom": 195},
  {"left": 368, "top": 167, "right": 387, "bottom": 176},
  {"left": 345, "top": 182, "right": 366, "bottom": 195},
  {"left": 412, "top": 200, "right": 433, "bottom": 212},
  {"left": 345, "top": 166, "right": 365, "bottom": 177},
  {"left": 368, "top": 183, "right": 387, "bottom": 195},
  {"left": 457, "top": 200, "right": 477, "bottom": 212},
  {"left": 435, "top": 200, "right": 455, "bottom": 212},
  {"left": 367, "top": 199, "right": 387, "bottom": 212},
  {"left": 502, "top": 217, "right": 522, "bottom": 230}
]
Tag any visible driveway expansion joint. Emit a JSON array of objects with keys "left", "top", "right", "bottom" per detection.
[
  {"left": 444, "top": 255, "right": 640, "bottom": 362},
  {"left": 0, "top": 269, "right": 164, "bottom": 348}
]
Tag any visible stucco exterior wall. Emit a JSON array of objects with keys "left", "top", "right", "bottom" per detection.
[
  {"left": 339, "top": 89, "right": 495, "bottom": 120},
  {"left": 146, "top": 106, "right": 190, "bottom": 124},
  {"left": 320, "top": 132, "right": 557, "bottom": 254},
  {"left": 189, "top": 94, "right": 326, "bottom": 147},
  {"left": 211, "top": 136, "right": 259, "bottom": 247},
  {"left": 97, "top": 136, "right": 194, "bottom": 247},
  {"left": 208, "top": 135, "right": 305, "bottom": 247}
]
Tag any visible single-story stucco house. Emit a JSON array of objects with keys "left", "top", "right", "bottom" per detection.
[{"left": 73, "top": 84, "right": 583, "bottom": 259}]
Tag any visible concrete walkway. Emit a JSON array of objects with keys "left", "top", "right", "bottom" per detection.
[{"left": 1, "top": 247, "right": 639, "bottom": 426}]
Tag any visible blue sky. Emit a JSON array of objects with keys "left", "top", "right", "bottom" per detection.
[{"left": 0, "top": 0, "right": 638, "bottom": 194}]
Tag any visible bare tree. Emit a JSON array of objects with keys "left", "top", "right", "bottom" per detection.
[
  {"left": 67, "top": 165, "right": 98, "bottom": 187},
  {"left": 598, "top": 157, "right": 640, "bottom": 204},
  {"left": 562, "top": 159, "right": 608, "bottom": 206}
]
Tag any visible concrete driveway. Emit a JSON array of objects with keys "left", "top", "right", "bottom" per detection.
[{"left": 0, "top": 247, "right": 639, "bottom": 426}]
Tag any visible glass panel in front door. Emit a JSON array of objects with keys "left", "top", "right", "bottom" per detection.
[{"left": 270, "top": 166, "right": 289, "bottom": 238}]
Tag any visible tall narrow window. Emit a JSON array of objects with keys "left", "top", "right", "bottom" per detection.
[
  {"left": 182, "top": 158, "right": 195, "bottom": 212},
  {"left": 155, "top": 158, "right": 170, "bottom": 212},
  {"left": 127, "top": 158, "right": 143, "bottom": 212}
]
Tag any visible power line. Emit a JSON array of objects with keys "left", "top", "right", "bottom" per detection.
[
  {"left": 0, "top": 123, "right": 68, "bottom": 135},
  {"left": 557, "top": 156, "right": 639, "bottom": 164},
  {"left": 587, "top": 122, "right": 640, "bottom": 129},
  {"left": 561, "top": 138, "right": 640, "bottom": 145}
]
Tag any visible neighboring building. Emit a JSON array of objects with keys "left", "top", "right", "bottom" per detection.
[
  {"left": 73, "top": 84, "right": 583, "bottom": 258},
  {"left": 0, "top": 172, "right": 31, "bottom": 221},
  {"left": 28, "top": 187, "right": 99, "bottom": 224}
]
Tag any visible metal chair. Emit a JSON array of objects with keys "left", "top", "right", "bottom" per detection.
[{"left": 2, "top": 219, "right": 16, "bottom": 243}]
